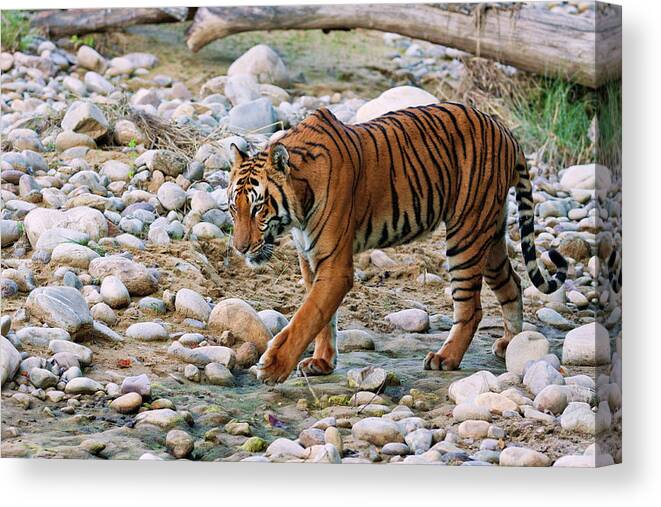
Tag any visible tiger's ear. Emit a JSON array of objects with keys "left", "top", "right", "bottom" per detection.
[
  {"left": 269, "top": 143, "right": 289, "bottom": 174},
  {"left": 230, "top": 143, "right": 246, "bottom": 165}
]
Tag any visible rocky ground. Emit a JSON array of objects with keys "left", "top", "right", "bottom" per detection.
[{"left": 1, "top": 14, "right": 621, "bottom": 466}]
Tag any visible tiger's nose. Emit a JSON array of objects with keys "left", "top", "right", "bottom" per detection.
[{"left": 234, "top": 241, "right": 250, "bottom": 254}]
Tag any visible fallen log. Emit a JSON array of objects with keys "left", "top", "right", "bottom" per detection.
[
  {"left": 31, "top": 8, "right": 194, "bottom": 38},
  {"left": 185, "top": 3, "right": 621, "bottom": 88}
]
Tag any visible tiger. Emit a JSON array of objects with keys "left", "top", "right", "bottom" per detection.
[{"left": 227, "top": 103, "right": 567, "bottom": 384}]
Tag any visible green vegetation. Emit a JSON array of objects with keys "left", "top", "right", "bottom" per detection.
[
  {"left": 510, "top": 77, "right": 597, "bottom": 169},
  {"left": 596, "top": 80, "right": 622, "bottom": 172},
  {"left": 1, "top": 11, "right": 38, "bottom": 52},
  {"left": 69, "top": 34, "right": 96, "bottom": 49}
]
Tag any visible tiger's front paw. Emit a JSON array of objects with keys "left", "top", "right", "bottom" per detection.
[
  {"left": 423, "top": 351, "right": 460, "bottom": 371},
  {"left": 255, "top": 331, "right": 298, "bottom": 384}
]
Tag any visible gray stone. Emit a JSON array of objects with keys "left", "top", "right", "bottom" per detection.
[
  {"left": 61, "top": 100, "right": 109, "bottom": 140},
  {"left": 48, "top": 340, "right": 93, "bottom": 365},
  {"left": 536, "top": 308, "right": 573, "bottom": 330},
  {"left": 1, "top": 336, "right": 21, "bottom": 386},
  {"left": 337, "top": 329, "right": 375, "bottom": 352},
  {"left": 167, "top": 341, "right": 235, "bottom": 368},
  {"left": 26, "top": 286, "right": 93, "bottom": 336},
  {"left": 522, "top": 360, "right": 565, "bottom": 396},
  {"left": 126, "top": 322, "right": 168, "bottom": 341},
  {"left": 121, "top": 373, "right": 151, "bottom": 397},
  {"left": 257, "top": 309, "right": 289, "bottom": 336},
  {"left": 385, "top": 308, "right": 429, "bottom": 332},
  {"left": 175, "top": 288, "right": 211, "bottom": 322},
  {"left": 204, "top": 362, "right": 234, "bottom": 386},
  {"left": 351, "top": 417, "right": 404, "bottom": 446},
  {"left": 65, "top": 377, "right": 103, "bottom": 394},
  {"left": 228, "top": 97, "right": 278, "bottom": 134},
  {"left": 157, "top": 182, "right": 186, "bottom": 211},
  {"left": 29, "top": 368, "right": 59, "bottom": 389}
]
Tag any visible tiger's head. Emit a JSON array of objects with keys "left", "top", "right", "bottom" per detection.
[{"left": 227, "top": 143, "right": 296, "bottom": 267}]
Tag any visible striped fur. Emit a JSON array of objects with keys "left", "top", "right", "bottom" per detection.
[{"left": 227, "top": 103, "right": 567, "bottom": 383}]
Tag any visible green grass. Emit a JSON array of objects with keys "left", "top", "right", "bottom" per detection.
[
  {"left": 1, "top": 11, "right": 38, "bottom": 52},
  {"left": 510, "top": 78, "right": 597, "bottom": 169},
  {"left": 596, "top": 80, "right": 622, "bottom": 173}
]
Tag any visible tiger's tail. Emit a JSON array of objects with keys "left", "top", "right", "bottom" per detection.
[{"left": 514, "top": 157, "right": 567, "bottom": 294}]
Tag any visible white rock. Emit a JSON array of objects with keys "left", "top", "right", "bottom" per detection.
[
  {"left": 157, "top": 182, "right": 186, "bottom": 211},
  {"left": 1, "top": 336, "right": 21, "bottom": 386},
  {"left": 26, "top": 286, "right": 93, "bottom": 336},
  {"left": 560, "top": 164, "right": 611, "bottom": 194},
  {"left": 522, "top": 360, "right": 564, "bottom": 396},
  {"left": 257, "top": 309, "right": 289, "bottom": 336},
  {"left": 560, "top": 402, "right": 596, "bottom": 434},
  {"left": 65, "top": 377, "right": 103, "bottom": 394},
  {"left": 385, "top": 308, "right": 429, "bottom": 332},
  {"left": 126, "top": 322, "right": 168, "bottom": 341},
  {"left": 51, "top": 242, "right": 99, "bottom": 269},
  {"left": 499, "top": 446, "right": 550, "bottom": 467},
  {"left": 562, "top": 322, "right": 611, "bottom": 366},
  {"left": 77, "top": 45, "right": 107, "bottom": 72},
  {"left": 355, "top": 86, "right": 438, "bottom": 123},
  {"left": 448, "top": 371, "right": 497, "bottom": 404},
  {"left": 49, "top": 340, "right": 93, "bottom": 365},
  {"left": 505, "top": 331, "right": 550, "bottom": 376},
  {"left": 227, "top": 44, "right": 290, "bottom": 86},
  {"left": 452, "top": 402, "right": 492, "bottom": 422},
  {"left": 100, "top": 275, "right": 131, "bottom": 308},
  {"left": 15, "top": 327, "right": 71, "bottom": 347},
  {"left": 352, "top": 417, "right": 404, "bottom": 446},
  {"left": 175, "top": 288, "right": 211, "bottom": 322}
]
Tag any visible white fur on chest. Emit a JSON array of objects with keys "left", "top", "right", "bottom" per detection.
[{"left": 291, "top": 228, "right": 314, "bottom": 262}]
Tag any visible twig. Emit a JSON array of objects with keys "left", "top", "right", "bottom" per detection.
[{"left": 296, "top": 360, "right": 320, "bottom": 406}]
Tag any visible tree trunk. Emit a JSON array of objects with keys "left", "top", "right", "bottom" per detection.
[
  {"left": 31, "top": 8, "right": 194, "bottom": 38},
  {"left": 185, "top": 3, "right": 621, "bottom": 88}
]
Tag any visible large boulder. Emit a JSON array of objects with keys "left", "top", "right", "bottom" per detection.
[
  {"left": 354, "top": 86, "right": 438, "bottom": 123},
  {"left": 560, "top": 164, "right": 612, "bottom": 193},
  {"left": 88, "top": 256, "right": 158, "bottom": 296},
  {"left": 505, "top": 331, "right": 550, "bottom": 376},
  {"left": 26, "top": 286, "right": 93, "bottom": 336},
  {"left": 228, "top": 97, "right": 278, "bottom": 134},
  {"left": 227, "top": 44, "right": 290, "bottom": 86},
  {"left": 23, "top": 206, "right": 107, "bottom": 248},
  {"left": 51, "top": 242, "right": 100, "bottom": 269},
  {"left": 562, "top": 322, "right": 611, "bottom": 366},
  {"left": 1, "top": 336, "right": 21, "bottom": 386},
  {"left": 208, "top": 298, "right": 272, "bottom": 353},
  {"left": 61, "top": 100, "right": 109, "bottom": 140}
]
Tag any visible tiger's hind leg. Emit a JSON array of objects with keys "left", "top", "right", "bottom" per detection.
[
  {"left": 484, "top": 234, "right": 523, "bottom": 358},
  {"left": 424, "top": 236, "right": 485, "bottom": 370}
]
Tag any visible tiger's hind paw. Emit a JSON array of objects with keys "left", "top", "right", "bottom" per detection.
[
  {"left": 423, "top": 352, "right": 460, "bottom": 371},
  {"left": 297, "top": 357, "right": 335, "bottom": 376},
  {"left": 491, "top": 337, "right": 510, "bottom": 359}
]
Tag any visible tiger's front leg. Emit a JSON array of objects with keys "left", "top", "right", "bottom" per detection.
[{"left": 256, "top": 257, "right": 353, "bottom": 384}]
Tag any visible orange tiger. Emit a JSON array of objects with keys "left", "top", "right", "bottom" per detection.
[{"left": 227, "top": 103, "right": 567, "bottom": 384}]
